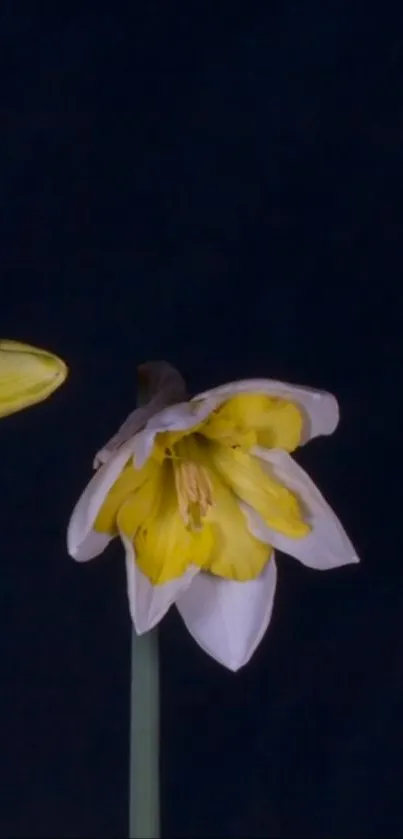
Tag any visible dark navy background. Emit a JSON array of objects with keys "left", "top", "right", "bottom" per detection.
[{"left": 1, "top": 3, "right": 403, "bottom": 836}]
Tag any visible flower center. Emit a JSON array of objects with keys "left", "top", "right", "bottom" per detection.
[{"left": 172, "top": 438, "right": 213, "bottom": 530}]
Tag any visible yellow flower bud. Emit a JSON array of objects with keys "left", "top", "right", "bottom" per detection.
[{"left": 0, "top": 339, "right": 68, "bottom": 419}]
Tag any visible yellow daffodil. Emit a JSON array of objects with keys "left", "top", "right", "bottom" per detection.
[
  {"left": 68, "top": 361, "right": 359, "bottom": 671},
  {"left": 0, "top": 340, "right": 67, "bottom": 418}
]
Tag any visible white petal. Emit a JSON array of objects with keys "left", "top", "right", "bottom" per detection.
[
  {"left": 93, "top": 362, "right": 187, "bottom": 468},
  {"left": 244, "top": 447, "right": 359, "bottom": 570},
  {"left": 93, "top": 404, "right": 155, "bottom": 469},
  {"left": 67, "top": 441, "right": 136, "bottom": 561},
  {"left": 122, "top": 533, "right": 199, "bottom": 634},
  {"left": 175, "top": 560, "right": 277, "bottom": 671},
  {"left": 194, "top": 378, "right": 339, "bottom": 443},
  {"left": 132, "top": 396, "right": 219, "bottom": 468}
]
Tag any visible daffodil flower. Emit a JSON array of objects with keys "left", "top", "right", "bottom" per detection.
[
  {"left": 68, "top": 361, "right": 359, "bottom": 671},
  {"left": 0, "top": 340, "right": 67, "bottom": 419}
]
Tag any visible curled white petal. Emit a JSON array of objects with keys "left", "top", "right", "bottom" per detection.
[
  {"left": 93, "top": 361, "right": 187, "bottom": 466},
  {"left": 243, "top": 447, "right": 359, "bottom": 570},
  {"left": 67, "top": 441, "right": 136, "bottom": 561},
  {"left": 93, "top": 405, "right": 152, "bottom": 469},
  {"left": 122, "top": 533, "right": 199, "bottom": 634},
  {"left": 175, "top": 560, "right": 277, "bottom": 671},
  {"left": 194, "top": 378, "right": 339, "bottom": 443}
]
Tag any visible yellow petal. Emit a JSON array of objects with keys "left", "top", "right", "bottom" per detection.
[
  {"left": 201, "top": 406, "right": 257, "bottom": 449},
  {"left": 0, "top": 339, "right": 67, "bottom": 419},
  {"left": 152, "top": 425, "right": 205, "bottom": 463},
  {"left": 202, "top": 393, "right": 303, "bottom": 452},
  {"left": 209, "top": 443, "right": 310, "bottom": 539},
  {"left": 204, "top": 469, "right": 271, "bottom": 581},
  {"left": 119, "top": 462, "right": 213, "bottom": 586},
  {"left": 94, "top": 456, "right": 159, "bottom": 536},
  {"left": 171, "top": 437, "right": 270, "bottom": 582}
]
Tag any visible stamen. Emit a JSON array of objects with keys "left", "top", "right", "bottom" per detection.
[{"left": 173, "top": 457, "right": 213, "bottom": 530}]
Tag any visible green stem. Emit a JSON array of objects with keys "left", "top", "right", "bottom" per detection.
[{"left": 129, "top": 628, "right": 160, "bottom": 838}]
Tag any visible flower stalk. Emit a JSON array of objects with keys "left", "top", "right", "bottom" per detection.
[
  {"left": 129, "top": 628, "right": 160, "bottom": 838},
  {"left": 129, "top": 369, "right": 166, "bottom": 839}
]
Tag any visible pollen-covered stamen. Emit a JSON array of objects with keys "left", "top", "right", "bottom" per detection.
[{"left": 173, "top": 456, "right": 213, "bottom": 530}]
